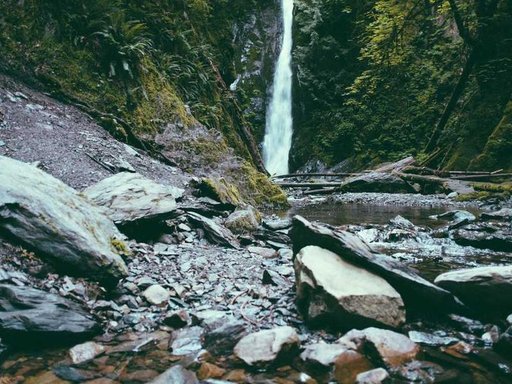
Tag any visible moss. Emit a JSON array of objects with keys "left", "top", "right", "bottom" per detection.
[
  {"left": 237, "top": 162, "right": 289, "bottom": 207},
  {"left": 110, "top": 238, "right": 131, "bottom": 256},
  {"left": 199, "top": 178, "right": 243, "bottom": 206},
  {"left": 455, "top": 182, "right": 512, "bottom": 201}
]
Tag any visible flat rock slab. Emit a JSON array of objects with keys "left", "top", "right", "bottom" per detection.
[
  {"left": 0, "top": 156, "right": 128, "bottom": 284},
  {"left": 84, "top": 172, "right": 183, "bottom": 225},
  {"left": 187, "top": 212, "right": 239, "bottom": 249},
  {"left": 435, "top": 265, "right": 512, "bottom": 314},
  {"left": 234, "top": 326, "right": 300, "bottom": 367},
  {"left": 0, "top": 284, "right": 99, "bottom": 344},
  {"left": 291, "top": 215, "right": 461, "bottom": 314},
  {"left": 295, "top": 245, "right": 405, "bottom": 329}
]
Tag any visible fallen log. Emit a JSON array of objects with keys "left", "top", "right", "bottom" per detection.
[
  {"left": 303, "top": 187, "right": 337, "bottom": 195},
  {"left": 275, "top": 182, "right": 341, "bottom": 188},
  {"left": 450, "top": 173, "right": 512, "bottom": 181},
  {"left": 272, "top": 173, "right": 357, "bottom": 179}
]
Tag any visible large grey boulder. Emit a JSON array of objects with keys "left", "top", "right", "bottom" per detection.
[
  {"left": 234, "top": 326, "right": 300, "bottom": 367},
  {"left": 84, "top": 172, "right": 183, "bottom": 225},
  {"left": 291, "top": 216, "right": 461, "bottom": 314},
  {"left": 0, "top": 284, "right": 99, "bottom": 344},
  {"left": 295, "top": 246, "right": 405, "bottom": 329},
  {"left": 0, "top": 156, "right": 128, "bottom": 284},
  {"left": 339, "top": 172, "right": 416, "bottom": 194},
  {"left": 435, "top": 266, "right": 512, "bottom": 314}
]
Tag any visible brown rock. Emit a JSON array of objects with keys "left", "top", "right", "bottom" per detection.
[
  {"left": 197, "top": 363, "right": 226, "bottom": 380},
  {"left": 223, "top": 369, "right": 247, "bottom": 382},
  {"left": 334, "top": 350, "right": 373, "bottom": 384}
]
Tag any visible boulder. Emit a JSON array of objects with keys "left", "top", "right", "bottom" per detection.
[
  {"left": 452, "top": 225, "right": 512, "bottom": 252},
  {"left": 234, "top": 326, "right": 300, "bottom": 367},
  {"left": 295, "top": 246, "right": 405, "bottom": 329},
  {"left": 224, "top": 206, "right": 261, "bottom": 234},
  {"left": 434, "top": 266, "right": 512, "bottom": 314},
  {"left": 187, "top": 212, "right": 239, "bottom": 248},
  {"left": 0, "top": 284, "right": 99, "bottom": 345},
  {"left": 291, "top": 216, "right": 461, "bottom": 314},
  {"left": 84, "top": 172, "right": 183, "bottom": 226},
  {"left": 481, "top": 208, "right": 512, "bottom": 221},
  {"left": 0, "top": 156, "right": 128, "bottom": 284},
  {"left": 339, "top": 172, "right": 416, "bottom": 194},
  {"left": 339, "top": 328, "right": 419, "bottom": 368}
]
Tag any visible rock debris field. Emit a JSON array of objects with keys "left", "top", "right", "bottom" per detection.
[{"left": 1, "top": 76, "right": 512, "bottom": 383}]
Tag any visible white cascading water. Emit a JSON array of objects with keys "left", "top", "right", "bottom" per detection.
[{"left": 262, "top": 0, "right": 294, "bottom": 176}]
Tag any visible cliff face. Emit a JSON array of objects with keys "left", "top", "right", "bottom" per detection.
[{"left": 230, "top": 0, "right": 281, "bottom": 144}]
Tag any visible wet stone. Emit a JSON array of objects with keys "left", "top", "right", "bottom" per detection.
[
  {"left": 234, "top": 326, "right": 300, "bottom": 367},
  {"left": 169, "top": 326, "right": 204, "bottom": 356},
  {"left": 355, "top": 367, "right": 389, "bottom": 384},
  {"left": 69, "top": 341, "right": 105, "bottom": 365}
]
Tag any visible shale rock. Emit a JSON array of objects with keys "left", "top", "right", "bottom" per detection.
[
  {"left": 291, "top": 216, "right": 460, "bottom": 314},
  {"left": 149, "top": 365, "right": 198, "bottom": 384},
  {"left": 0, "top": 284, "right": 99, "bottom": 344},
  {"left": 84, "top": 172, "right": 183, "bottom": 225},
  {"left": 339, "top": 328, "right": 419, "bottom": 368},
  {"left": 339, "top": 172, "right": 416, "bottom": 194},
  {"left": 295, "top": 246, "right": 405, "bottom": 329},
  {"left": 234, "top": 326, "right": 300, "bottom": 366},
  {"left": 0, "top": 156, "right": 128, "bottom": 284},
  {"left": 435, "top": 265, "right": 512, "bottom": 314},
  {"left": 187, "top": 212, "right": 239, "bottom": 248}
]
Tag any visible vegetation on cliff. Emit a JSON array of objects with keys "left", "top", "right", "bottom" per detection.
[{"left": 292, "top": 0, "right": 512, "bottom": 171}]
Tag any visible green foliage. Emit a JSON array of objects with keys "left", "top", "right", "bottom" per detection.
[{"left": 293, "top": 0, "right": 512, "bottom": 171}]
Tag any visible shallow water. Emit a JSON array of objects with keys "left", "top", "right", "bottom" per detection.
[{"left": 288, "top": 201, "right": 455, "bottom": 227}]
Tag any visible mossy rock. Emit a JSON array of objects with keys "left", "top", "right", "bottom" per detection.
[
  {"left": 197, "top": 178, "right": 243, "bottom": 207},
  {"left": 224, "top": 206, "right": 261, "bottom": 234}
]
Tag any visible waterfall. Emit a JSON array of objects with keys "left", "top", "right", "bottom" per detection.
[{"left": 262, "top": 0, "right": 294, "bottom": 176}]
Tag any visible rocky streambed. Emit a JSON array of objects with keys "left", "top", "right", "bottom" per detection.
[
  {"left": 2, "top": 74, "right": 512, "bottom": 384},
  {"left": 1, "top": 152, "right": 512, "bottom": 384}
]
